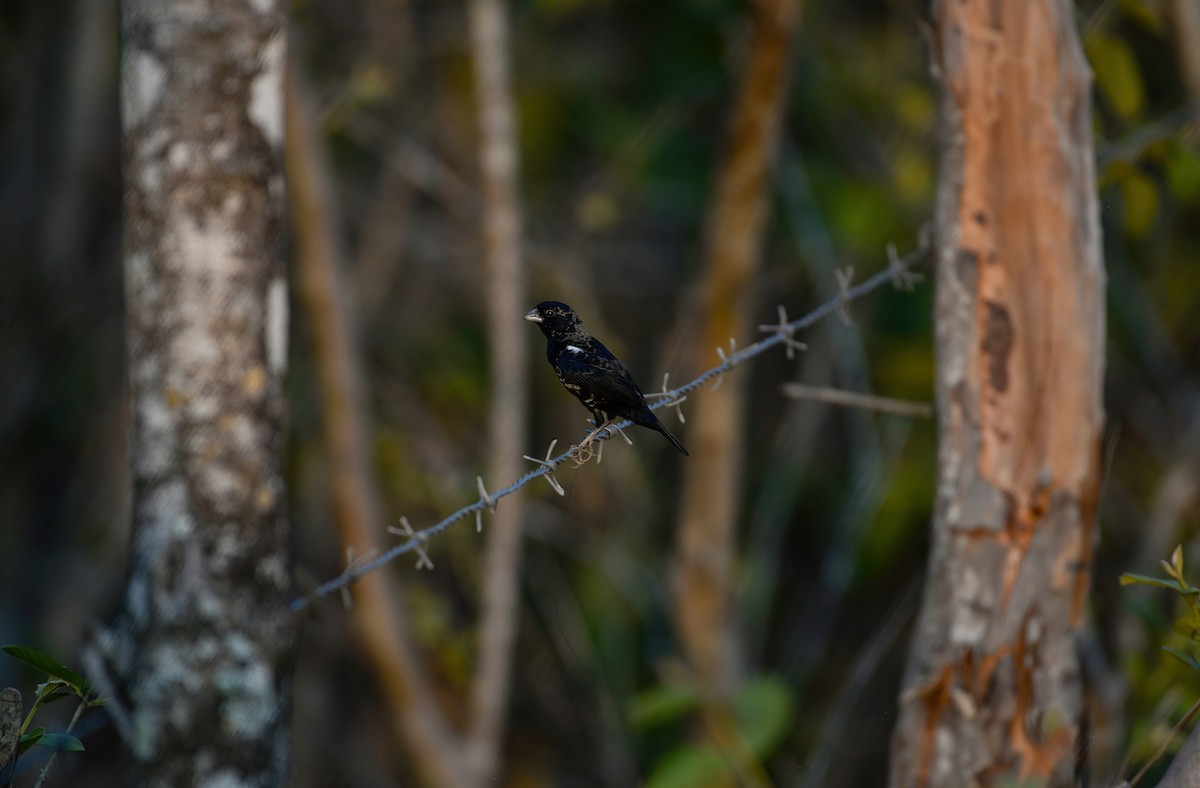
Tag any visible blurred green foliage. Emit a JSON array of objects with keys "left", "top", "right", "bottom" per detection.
[
  {"left": 634, "top": 674, "right": 793, "bottom": 787},
  {"left": 2, "top": 0, "right": 1200, "bottom": 783},
  {"left": 1120, "top": 546, "right": 1200, "bottom": 778},
  {"left": 1122, "top": 546, "right": 1200, "bottom": 673}
]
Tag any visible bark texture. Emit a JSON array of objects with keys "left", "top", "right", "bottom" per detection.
[
  {"left": 0, "top": 688, "right": 19, "bottom": 785},
  {"left": 890, "top": 2, "right": 1105, "bottom": 786},
  {"left": 466, "top": 0, "right": 528, "bottom": 783},
  {"left": 108, "top": 1, "right": 293, "bottom": 785},
  {"left": 674, "top": 0, "right": 800, "bottom": 696},
  {"left": 1170, "top": 0, "right": 1200, "bottom": 98}
]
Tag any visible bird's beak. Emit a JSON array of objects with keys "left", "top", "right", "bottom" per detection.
[{"left": 524, "top": 309, "right": 542, "bottom": 323}]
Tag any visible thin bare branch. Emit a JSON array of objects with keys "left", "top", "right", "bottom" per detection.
[
  {"left": 467, "top": 0, "right": 529, "bottom": 781},
  {"left": 343, "top": 113, "right": 479, "bottom": 224},
  {"left": 32, "top": 695, "right": 88, "bottom": 788},
  {"left": 780, "top": 384, "right": 934, "bottom": 419},
  {"left": 801, "top": 585, "right": 918, "bottom": 788},
  {"left": 1129, "top": 694, "right": 1200, "bottom": 787},
  {"left": 1097, "top": 100, "right": 1200, "bottom": 168}
]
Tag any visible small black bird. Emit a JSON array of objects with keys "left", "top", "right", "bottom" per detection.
[{"left": 525, "top": 301, "right": 688, "bottom": 456}]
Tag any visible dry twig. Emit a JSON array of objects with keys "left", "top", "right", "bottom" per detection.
[{"left": 780, "top": 383, "right": 934, "bottom": 419}]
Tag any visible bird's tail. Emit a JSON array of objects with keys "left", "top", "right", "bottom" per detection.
[{"left": 646, "top": 413, "right": 688, "bottom": 456}]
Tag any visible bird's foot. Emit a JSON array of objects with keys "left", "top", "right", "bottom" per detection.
[
  {"left": 573, "top": 418, "right": 616, "bottom": 465},
  {"left": 581, "top": 418, "right": 614, "bottom": 447}
]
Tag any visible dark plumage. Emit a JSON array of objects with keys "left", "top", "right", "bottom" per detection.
[{"left": 525, "top": 301, "right": 688, "bottom": 456}]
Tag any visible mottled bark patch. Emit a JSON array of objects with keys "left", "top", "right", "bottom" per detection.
[
  {"left": 890, "top": 1, "right": 1104, "bottom": 786},
  {"left": 102, "top": 1, "right": 294, "bottom": 786},
  {"left": 982, "top": 300, "right": 1014, "bottom": 393}
]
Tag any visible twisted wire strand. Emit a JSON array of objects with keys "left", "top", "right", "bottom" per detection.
[{"left": 290, "top": 240, "right": 929, "bottom": 612}]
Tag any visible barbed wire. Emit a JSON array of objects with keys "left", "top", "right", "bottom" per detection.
[{"left": 289, "top": 233, "right": 931, "bottom": 612}]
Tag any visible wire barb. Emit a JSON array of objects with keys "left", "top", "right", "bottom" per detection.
[
  {"left": 835, "top": 267, "right": 856, "bottom": 325},
  {"left": 712, "top": 338, "right": 737, "bottom": 391},
  {"left": 888, "top": 223, "right": 930, "bottom": 291},
  {"left": 475, "top": 475, "right": 496, "bottom": 532},
  {"left": 522, "top": 439, "right": 566, "bottom": 496},
  {"left": 608, "top": 422, "right": 634, "bottom": 446},
  {"left": 340, "top": 547, "right": 379, "bottom": 608},
  {"left": 387, "top": 516, "right": 434, "bottom": 569},
  {"left": 758, "top": 305, "right": 809, "bottom": 360},
  {"left": 644, "top": 373, "right": 688, "bottom": 423},
  {"left": 887, "top": 242, "right": 923, "bottom": 291}
]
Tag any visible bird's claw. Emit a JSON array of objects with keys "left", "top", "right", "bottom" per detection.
[{"left": 572, "top": 418, "right": 616, "bottom": 465}]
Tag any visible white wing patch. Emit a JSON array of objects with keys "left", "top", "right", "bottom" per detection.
[{"left": 566, "top": 345, "right": 584, "bottom": 354}]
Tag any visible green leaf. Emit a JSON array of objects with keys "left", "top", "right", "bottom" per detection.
[
  {"left": 628, "top": 684, "right": 701, "bottom": 730},
  {"left": 35, "top": 680, "right": 74, "bottom": 705},
  {"left": 1162, "top": 645, "right": 1200, "bottom": 672},
  {"left": 646, "top": 745, "right": 731, "bottom": 788},
  {"left": 1173, "top": 544, "right": 1186, "bottom": 579},
  {"left": 735, "top": 676, "right": 793, "bottom": 757},
  {"left": 34, "top": 733, "right": 84, "bottom": 753},
  {"left": 1120, "top": 573, "right": 1178, "bottom": 591},
  {"left": 1173, "top": 617, "right": 1200, "bottom": 641},
  {"left": 17, "top": 728, "right": 46, "bottom": 755},
  {"left": 1166, "top": 146, "right": 1200, "bottom": 201},
  {"left": 1116, "top": 0, "right": 1164, "bottom": 32},
  {"left": 1085, "top": 33, "right": 1145, "bottom": 119},
  {"left": 1120, "top": 171, "right": 1159, "bottom": 238},
  {"left": 1, "top": 646, "right": 89, "bottom": 696}
]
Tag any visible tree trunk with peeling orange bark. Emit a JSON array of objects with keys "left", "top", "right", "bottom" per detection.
[{"left": 889, "top": 2, "right": 1105, "bottom": 786}]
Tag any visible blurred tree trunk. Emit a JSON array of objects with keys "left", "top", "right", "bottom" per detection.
[
  {"left": 889, "top": 2, "right": 1105, "bottom": 786},
  {"left": 286, "top": 68, "right": 470, "bottom": 788},
  {"left": 105, "top": 1, "right": 294, "bottom": 785},
  {"left": 466, "top": 0, "right": 528, "bottom": 784},
  {"left": 674, "top": 0, "right": 799, "bottom": 697},
  {"left": 1170, "top": 0, "right": 1200, "bottom": 99}
]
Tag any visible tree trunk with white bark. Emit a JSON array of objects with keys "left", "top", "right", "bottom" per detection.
[{"left": 101, "top": 1, "right": 293, "bottom": 785}]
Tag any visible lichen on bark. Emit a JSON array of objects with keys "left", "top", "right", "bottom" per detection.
[{"left": 102, "top": 1, "right": 294, "bottom": 785}]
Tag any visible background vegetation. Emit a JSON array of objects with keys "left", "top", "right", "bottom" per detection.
[{"left": 1, "top": 0, "right": 1199, "bottom": 784}]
